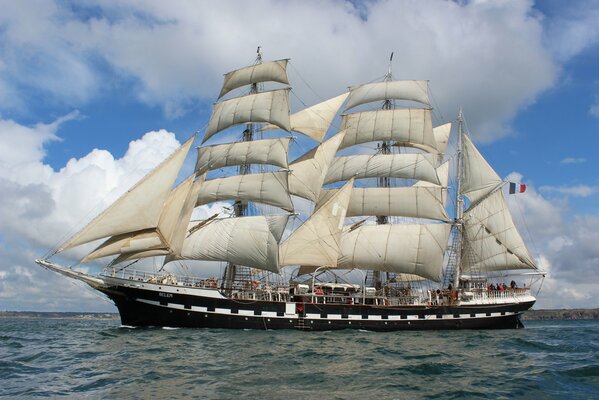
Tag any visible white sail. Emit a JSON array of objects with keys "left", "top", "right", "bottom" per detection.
[
  {"left": 169, "top": 176, "right": 204, "bottom": 256},
  {"left": 219, "top": 59, "right": 289, "bottom": 99},
  {"left": 84, "top": 230, "right": 165, "bottom": 261},
  {"left": 111, "top": 249, "right": 171, "bottom": 265},
  {"left": 324, "top": 154, "right": 440, "bottom": 185},
  {"left": 337, "top": 223, "right": 451, "bottom": 282},
  {"left": 262, "top": 93, "right": 349, "bottom": 142},
  {"left": 195, "top": 138, "right": 290, "bottom": 174},
  {"left": 279, "top": 179, "right": 354, "bottom": 267},
  {"left": 433, "top": 123, "right": 451, "bottom": 154},
  {"left": 414, "top": 160, "right": 449, "bottom": 206},
  {"left": 181, "top": 215, "right": 289, "bottom": 273},
  {"left": 83, "top": 175, "right": 201, "bottom": 261},
  {"left": 196, "top": 170, "right": 293, "bottom": 212},
  {"left": 317, "top": 186, "right": 449, "bottom": 221},
  {"left": 203, "top": 89, "right": 291, "bottom": 143},
  {"left": 58, "top": 136, "right": 195, "bottom": 252},
  {"left": 461, "top": 134, "right": 503, "bottom": 204},
  {"left": 462, "top": 190, "right": 536, "bottom": 273},
  {"left": 345, "top": 80, "right": 430, "bottom": 111},
  {"left": 288, "top": 131, "right": 346, "bottom": 202},
  {"left": 339, "top": 109, "right": 438, "bottom": 152}
]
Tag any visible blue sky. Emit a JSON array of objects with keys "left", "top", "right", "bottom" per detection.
[{"left": 1, "top": 0, "right": 599, "bottom": 311}]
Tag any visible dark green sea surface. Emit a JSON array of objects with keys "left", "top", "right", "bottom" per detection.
[{"left": 1, "top": 319, "right": 597, "bottom": 399}]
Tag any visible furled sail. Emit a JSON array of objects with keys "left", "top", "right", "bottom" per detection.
[
  {"left": 461, "top": 134, "right": 503, "bottom": 204},
  {"left": 262, "top": 93, "right": 349, "bottom": 142},
  {"left": 337, "top": 223, "right": 452, "bottom": 282},
  {"left": 219, "top": 59, "right": 289, "bottom": 99},
  {"left": 58, "top": 136, "right": 196, "bottom": 252},
  {"left": 345, "top": 80, "right": 430, "bottom": 111},
  {"left": 279, "top": 179, "right": 354, "bottom": 267},
  {"left": 316, "top": 186, "right": 449, "bottom": 221},
  {"left": 196, "top": 171, "right": 293, "bottom": 212},
  {"left": 181, "top": 215, "right": 289, "bottom": 273},
  {"left": 461, "top": 190, "right": 536, "bottom": 273},
  {"left": 195, "top": 138, "right": 290, "bottom": 174},
  {"left": 324, "top": 154, "right": 440, "bottom": 186},
  {"left": 203, "top": 89, "right": 291, "bottom": 142},
  {"left": 288, "top": 131, "right": 346, "bottom": 202},
  {"left": 338, "top": 109, "right": 438, "bottom": 152}
]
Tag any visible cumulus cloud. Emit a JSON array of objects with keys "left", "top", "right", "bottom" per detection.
[
  {"left": 505, "top": 172, "right": 599, "bottom": 308},
  {"left": 0, "top": 114, "right": 190, "bottom": 310},
  {"left": 0, "top": 0, "right": 558, "bottom": 140},
  {"left": 0, "top": 113, "right": 182, "bottom": 250}
]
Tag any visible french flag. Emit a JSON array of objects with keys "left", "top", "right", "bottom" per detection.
[{"left": 509, "top": 182, "right": 526, "bottom": 194}]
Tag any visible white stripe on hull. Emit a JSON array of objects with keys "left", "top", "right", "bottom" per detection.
[{"left": 135, "top": 298, "right": 519, "bottom": 321}]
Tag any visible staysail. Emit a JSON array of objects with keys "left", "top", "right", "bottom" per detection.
[
  {"left": 279, "top": 179, "right": 354, "bottom": 268},
  {"left": 58, "top": 136, "right": 196, "bottom": 252},
  {"left": 461, "top": 189, "right": 536, "bottom": 273},
  {"left": 262, "top": 93, "right": 349, "bottom": 142}
]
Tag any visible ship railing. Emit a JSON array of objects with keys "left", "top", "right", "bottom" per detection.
[
  {"left": 101, "top": 267, "right": 220, "bottom": 289},
  {"left": 292, "top": 293, "right": 425, "bottom": 306},
  {"left": 466, "top": 288, "right": 532, "bottom": 302}
]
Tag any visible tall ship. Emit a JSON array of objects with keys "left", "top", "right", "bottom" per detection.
[{"left": 36, "top": 51, "right": 544, "bottom": 330}]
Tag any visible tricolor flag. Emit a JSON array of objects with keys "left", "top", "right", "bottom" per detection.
[{"left": 509, "top": 182, "right": 526, "bottom": 194}]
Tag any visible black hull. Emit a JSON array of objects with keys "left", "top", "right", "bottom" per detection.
[{"left": 100, "top": 283, "right": 534, "bottom": 331}]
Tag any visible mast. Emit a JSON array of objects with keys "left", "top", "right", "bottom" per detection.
[
  {"left": 224, "top": 46, "right": 264, "bottom": 290},
  {"left": 373, "top": 52, "right": 394, "bottom": 288},
  {"left": 452, "top": 109, "right": 465, "bottom": 289}
]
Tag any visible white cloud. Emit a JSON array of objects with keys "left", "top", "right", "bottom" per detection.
[
  {"left": 542, "top": 0, "right": 599, "bottom": 61},
  {"left": 560, "top": 157, "right": 587, "bottom": 164},
  {"left": 591, "top": 99, "right": 599, "bottom": 118},
  {"left": 0, "top": 0, "right": 558, "bottom": 140},
  {"left": 0, "top": 114, "right": 188, "bottom": 312},
  {"left": 539, "top": 184, "right": 599, "bottom": 197},
  {"left": 505, "top": 172, "right": 599, "bottom": 308}
]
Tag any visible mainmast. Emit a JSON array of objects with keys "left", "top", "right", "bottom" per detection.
[
  {"left": 452, "top": 109, "right": 465, "bottom": 289},
  {"left": 372, "top": 53, "right": 394, "bottom": 288},
  {"left": 376, "top": 52, "right": 394, "bottom": 224}
]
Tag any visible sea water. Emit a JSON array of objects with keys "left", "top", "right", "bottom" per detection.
[{"left": 1, "top": 318, "right": 597, "bottom": 399}]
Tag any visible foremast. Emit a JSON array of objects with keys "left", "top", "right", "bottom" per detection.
[{"left": 223, "top": 47, "right": 264, "bottom": 292}]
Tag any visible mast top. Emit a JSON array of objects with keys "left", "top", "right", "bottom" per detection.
[
  {"left": 386, "top": 52, "right": 394, "bottom": 81},
  {"left": 256, "top": 46, "right": 263, "bottom": 64}
]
